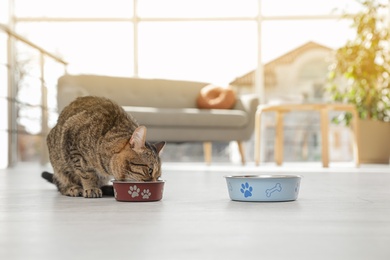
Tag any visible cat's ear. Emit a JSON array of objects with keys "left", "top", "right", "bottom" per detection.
[
  {"left": 130, "top": 126, "right": 147, "bottom": 151},
  {"left": 154, "top": 141, "right": 166, "bottom": 155}
]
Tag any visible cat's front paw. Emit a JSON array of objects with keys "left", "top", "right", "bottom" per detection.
[
  {"left": 63, "top": 186, "right": 83, "bottom": 197},
  {"left": 83, "top": 188, "right": 103, "bottom": 198}
]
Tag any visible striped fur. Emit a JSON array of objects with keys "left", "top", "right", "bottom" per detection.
[{"left": 47, "top": 96, "right": 165, "bottom": 198}]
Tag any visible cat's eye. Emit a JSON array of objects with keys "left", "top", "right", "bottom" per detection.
[{"left": 148, "top": 168, "right": 153, "bottom": 175}]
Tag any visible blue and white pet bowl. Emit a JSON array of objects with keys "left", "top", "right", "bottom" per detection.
[{"left": 224, "top": 175, "right": 302, "bottom": 202}]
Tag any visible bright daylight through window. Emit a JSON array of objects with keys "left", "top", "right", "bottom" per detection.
[{"left": 1, "top": 0, "right": 378, "bottom": 167}]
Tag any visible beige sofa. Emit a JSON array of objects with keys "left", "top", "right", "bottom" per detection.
[{"left": 57, "top": 74, "right": 260, "bottom": 164}]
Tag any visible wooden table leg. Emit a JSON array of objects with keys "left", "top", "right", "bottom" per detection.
[
  {"left": 350, "top": 108, "right": 360, "bottom": 167},
  {"left": 275, "top": 111, "right": 284, "bottom": 166},
  {"left": 254, "top": 109, "right": 262, "bottom": 166},
  {"left": 320, "top": 108, "right": 329, "bottom": 167},
  {"left": 237, "top": 141, "right": 246, "bottom": 165},
  {"left": 203, "top": 142, "right": 212, "bottom": 165}
]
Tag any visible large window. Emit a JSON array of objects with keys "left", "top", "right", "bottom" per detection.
[
  {"left": 16, "top": 22, "right": 134, "bottom": 77},
  {"left": 0, "top": 31, "right": 9, "bottom": 168},
  {"left": 261, "top": 0, "right": 361, "bottom": 16},
  {"left": 14, "top": 0, "right": 134, "bottom": 18},
  {"left": 3, "top": 0, "right": 374, "bottom": 166},
  {"left": 13, "top": 0, "right": 362, "bottom": 81},
  {"left": 138, "top": 0, "right": 257, "bottom": 18},
  {"left": 138, "top": 21, "right": 257, "bottom": 83},
  {"left": 0, "top": 0, "right": 10, "bottom": 168}
]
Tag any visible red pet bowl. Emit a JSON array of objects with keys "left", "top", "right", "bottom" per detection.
[{"left": 112, "top": 180, "right": 165, "bottom": 202}]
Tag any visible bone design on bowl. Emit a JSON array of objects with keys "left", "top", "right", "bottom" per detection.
[{"left": 224, "top": 175, "right": 301, "bottom": 202}]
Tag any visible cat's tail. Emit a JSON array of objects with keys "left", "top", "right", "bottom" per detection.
[
  {"left": 100, "top": 185, "right": 114, "bottom": 196},
  {"left": 41, "top": 171, "right": 54, "bottom": 183},
  {"left": 41, "top": 171, "right": 114, "bottom": 196}
]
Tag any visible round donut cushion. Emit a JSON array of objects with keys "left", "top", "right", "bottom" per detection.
[{"left": 197, "top": 85, "right": 236, "bottom": 109}]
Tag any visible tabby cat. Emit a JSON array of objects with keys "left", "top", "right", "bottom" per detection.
[{"left": 42, "top": 96, "right": 165, "bottom": 198}]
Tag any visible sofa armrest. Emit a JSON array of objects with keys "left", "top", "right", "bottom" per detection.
[{"left": 234, "top": 94, "right": 260, "bottom": 115}]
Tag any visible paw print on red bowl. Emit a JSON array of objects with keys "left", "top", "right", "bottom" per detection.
[
  {"left": 128, "top": 185, "right": 140, "bottom": 198},
  {"left": 141, "top": 189, "right": 151, "bottom": 199},
  {"left": 112, "top": 181, "right": 165, "bottom": 202}
]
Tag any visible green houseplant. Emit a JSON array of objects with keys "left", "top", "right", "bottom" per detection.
[{"left": 327, "top": 0, "right": 390, "bottom": 163}]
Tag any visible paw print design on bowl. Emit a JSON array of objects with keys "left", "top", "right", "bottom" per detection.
[
  {"left": 141, "top": 189, "right": 151, "bottom": 199},
  {"left": 240, "top": 182, "right": 253, "bottom": 198},
  {"left": 112, "top": 180, "right": 165, "bottom": 202},
  {"left": 227, "top": 182, "right": 233, "bottom": 192},
  {"left": 128, "top": 185, "right": 140, "bottom": 198},
  {"left": 295, "top": 182, "right": 300, "bottom": 193},
  {"left": 224, "top": 175, "right": 302, "bottom": 202}
]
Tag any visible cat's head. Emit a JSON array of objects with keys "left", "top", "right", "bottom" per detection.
[{"left": 110, "top": 126, "right": 165, "bottom": 182}]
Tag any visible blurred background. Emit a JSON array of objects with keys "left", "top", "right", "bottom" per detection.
[{"left": 1, "top": 0, "right": 386, "bottom": 168}]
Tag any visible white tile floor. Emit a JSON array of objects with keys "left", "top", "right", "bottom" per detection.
[{"left": 0, "top": 162, "right": 389, "bottom": 260}]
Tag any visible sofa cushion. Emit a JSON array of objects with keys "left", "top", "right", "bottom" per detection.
[
  {"left": 123, "top": 106, "right": 248, "bottom": 128},
  {"left": 197, "top": 85, "right": 236, "bottom": 109},
  {"left": 57, "top": 75, "right": 209, "bottom": 111}
]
